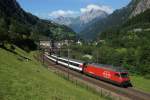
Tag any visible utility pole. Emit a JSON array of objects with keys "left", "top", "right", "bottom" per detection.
[
  {"left": 42, "top": 48, "right": 44, "bottom": 64},
  {"left": 67, "top": 40, "right": 70, "bottom": 79},
  {"left": 38, "top": 38, "right": 40, "bottom": 62},
  {"left": 97, "top": 50, "right": 99, "bottom": 63}
]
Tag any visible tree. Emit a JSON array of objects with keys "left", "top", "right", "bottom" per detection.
[
  {"left": 0, "top": 18, "right": 8, "bottom": 44},
  {"left": 9, "top": 21, "right": 21, "bottom": 42}
]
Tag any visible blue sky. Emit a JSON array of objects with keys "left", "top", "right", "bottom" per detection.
[{"left": 17, "top": 0, "right": 131, "bottom": 19}]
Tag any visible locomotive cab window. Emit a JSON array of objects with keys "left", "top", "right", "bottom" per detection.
[
  {"left": 120, "top": 73, "right": 128, "bottom": 78},
  {"left": 115, "top": 73, "right": 120, "bottom": 77}
]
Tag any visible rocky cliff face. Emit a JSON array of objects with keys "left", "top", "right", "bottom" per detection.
[
  {"left": 131, "top": 0, "right": 150, "bottom": 17},
  {"left": 80, "top": 9, "right": 108, "bottom": 24},
  {"left": 53, "top": 16, "right": 75, "bottom": 26}
]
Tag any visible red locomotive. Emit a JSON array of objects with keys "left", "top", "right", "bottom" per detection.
[
  {"left": 45, "top": 54, "right": 132, "bottom": 87},
  {"left": 82, "top": 63, "right": 131, "bottom": 87}
]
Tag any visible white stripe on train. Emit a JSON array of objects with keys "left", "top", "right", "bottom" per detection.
[
  {"left": 51, "top": 55, "right": 82, "bottom": 65},
  {"left": 45, "top": 54, "right": 82, "bottom": 71}
]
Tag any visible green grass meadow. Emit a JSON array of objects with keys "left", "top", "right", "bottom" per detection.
[
  {"left": 131, "top": 75, "right": 150, "bottom": 93},
  {"left": 0, "top": 47, "right": 104, "bottom": 100}
]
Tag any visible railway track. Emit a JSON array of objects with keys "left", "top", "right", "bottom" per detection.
[{"left": 38, "top": 55, "right": 150, "bottom": 100}]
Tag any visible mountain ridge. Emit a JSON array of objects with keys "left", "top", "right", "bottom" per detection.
[
  {"left": 53, "top": 8, "right": 108, "bottom": 33},
  {"left": 80, "top": 0, "right": 150, "bottom": 40}
]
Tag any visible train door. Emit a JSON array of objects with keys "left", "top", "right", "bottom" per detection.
[{"left": 82, "top": 62, "right": 88, "bottom": 73}]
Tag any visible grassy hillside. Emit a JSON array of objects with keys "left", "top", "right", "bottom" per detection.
[
  {"left": 131, "top": 75, "right": 150, "bottom": 93},
  {"left": 0, "top": 47, "right": 105, "bottom": 100}
]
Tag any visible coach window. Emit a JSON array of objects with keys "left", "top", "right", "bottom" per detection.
[
  {"left": 115, "top": 73, "right": 120, "bottom": 77},
  {"left": 70, "top": 62, "right": 79, "bottom": 67},
  {"left": 60, "top": 59, "right": 68, "bottom": 63}
]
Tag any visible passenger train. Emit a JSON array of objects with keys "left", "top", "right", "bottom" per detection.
[{"left": 45, "top": 53, "right": 132, "bottom": 87}]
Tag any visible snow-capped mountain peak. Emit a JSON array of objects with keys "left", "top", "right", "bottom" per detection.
[
  {"left": 52, "top": 8, "right": 108, "bottom": 32},
  {"left": 80, "top": 8, "right": 108, "bottom": 24}
]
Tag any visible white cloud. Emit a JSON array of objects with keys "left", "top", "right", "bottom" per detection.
[
  {"left": 49, "top": 4, "right": 113, "bottom": 18},
  {"left": 49, "top": 10, "right": 78, "bottom": 18},
  {"left": 80, "top": 4, "right": 113, "bottom": 14}
]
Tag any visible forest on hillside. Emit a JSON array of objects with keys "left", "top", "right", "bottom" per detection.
[{"left": 0, "top": 0, "right": 76, "bottom": 51}]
